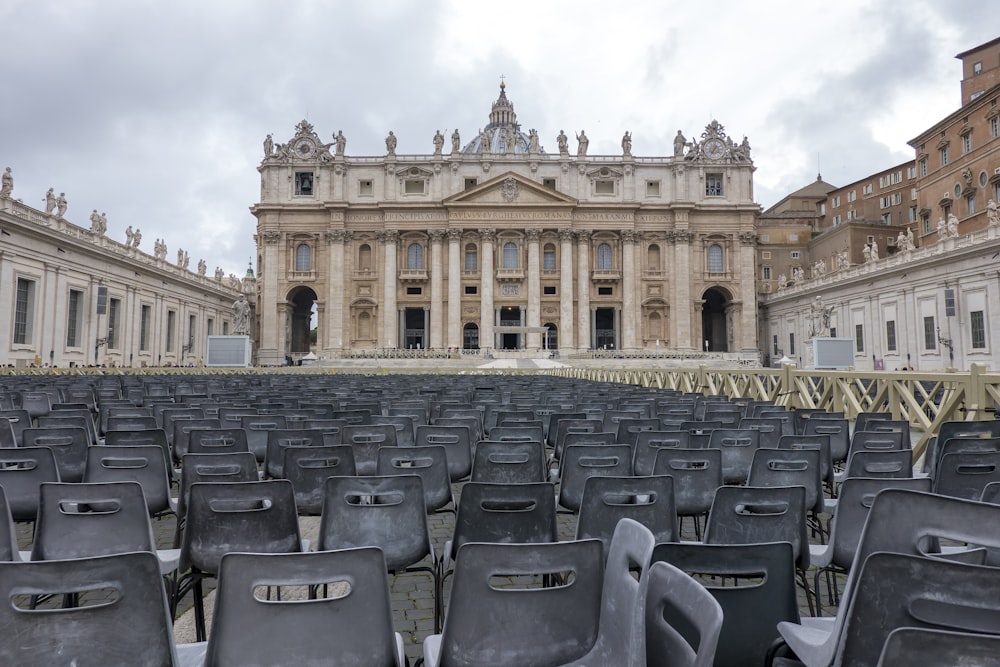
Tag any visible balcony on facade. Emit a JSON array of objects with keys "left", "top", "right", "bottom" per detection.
[
  {"left": 496, "top": 267, "right": 525, "bottom": 281},
  {"left": 591, "top": 268, "right": 622, "bottom": 283},
  {"left": 399, "top": 268, "right": 429, "bottom": 283}
]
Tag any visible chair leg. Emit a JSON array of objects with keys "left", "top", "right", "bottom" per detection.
[
  {"left": 193, "top": 577, "right": 206, "bottom": 642},
  {"left": 797, "top": 569, "right": 815, "bottom": 617}
]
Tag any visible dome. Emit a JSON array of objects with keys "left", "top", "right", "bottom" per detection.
[{"left": 461, "top": 83, "right": 545, "bottom": 156}]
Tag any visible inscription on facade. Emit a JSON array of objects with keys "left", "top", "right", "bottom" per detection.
[
  {"left": 451, "top": 210, "right": 572, "bottom": 222},
  {"left": 574, "top": 212, "right": 634, "bottom": 222}
]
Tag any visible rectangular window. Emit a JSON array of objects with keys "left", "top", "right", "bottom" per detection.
[
  {"left": 404, "top": 179, "right": 425, "bottom": 194},
  {"left": 705, "top": 173, "right": 723, "bottom": 197},
  {"left": 919, "top": 158, "right": 927, "bottom": 177},
  {"left": 359, "top": 180, "right": 373, "bottom": 196},
  {"left": 907, "top": 166, "right": 916, "bottom": 179},
  {"left": 595, "top": 180, "right": 615, "bottom": 195},
  {"left": 945, "top": 288, "right": 956, "bottom": 316},
  {"left": 855, "top": 324, "right": 864, "bottom": 353},
  {"left": 831, "top": 195, "right": 841, "bottom": 208},
  {"left": 962, "top": 134, "right": 972, "bottom": 153},
  {"left": 542, "top": 177, "right": 556, "bottom": 189},
  {"left": 406, "top": 287, "right": 422, "bottom": 295},
  {"left": 974, "top": 61, "right": 983, "bottom": 75},
  {"left": 922, "top": 214, "right": 931, "bottom": 235},
  {"left": 187, "top": 315, "right": 196, "bottom": 350},
  {"left": 881, "top": 213, "right": 891, "bottom": 225},
  {"left": 543, "top": 285, "right": 557, "bottom": 295},
  {"left": 464, "top": 285, "right": 477, "bottom": 295},
  {"left": 848, "top": 190, "right": 856, "bottom": 202},
  {"left": 597, "top": 287, "right": 613, "bottom": 296},
  {"left": 885, "top": 320, "right": 897, "bottom": 352},
  {"left": 761, "top": 251, "right": 771, "bottom": 259},
  {"left": 13, "top": 278, "right": 36, "bottom": 345},
  {"left": 940, "top": 147, "right": 949, "bottom": 166},
  {"left": 971, "top": 311, "right": 986, "bottom": 349},
  {"left": 66, "top": 289, "right": 83, "bottom": 348},
  {"left": 543, "top": 249, "right": 556, "bottom": 271},
  {"left": 762, "top": 266, "right": 772, "bottom": 280},
  {"left": 790, "top": 251, "right": 801, "bottom": 259},
  {"left": 207, "top": 319, "right": 213, "bottom": 337},
  {"left": 646, "top": 180, "right": 661, "bottom": 196},
  {"left": 909, "top": 206, "right": 918, "bottom": 222},
  {"left": 107, "top": 298, "right": 121, "bottom": 349},
  {"left": 464, "top": 247, "right": 477, "bottom": 272},
  {"left": 832, "top": 215, "right": 841, "bottom": 226},
  {"left": 848, "top": 209, "right": 858, "bottom": 220},
  {"left": 772, "top": 335, "right": 778, "bottom": 356},
  {"left": 166, "top": 311, "right": 176, "bottom": 352},
  {"left": 863, "top": 184, "right": 873, "bottom": 195},
  {"left": 464, "top": 178, "right": 478, "bottom": 190},
  {"left": 140, "top": 305, "right": 151, "bottom": 351},
  {"left": 789, "top": 333, "right": 795, "bottom": 355},
  {"left": 294, "top": 172, "right": 314, "bottom": 196},
  {"left": 968, "top": 195, "right": 976, "bottom": 215},
  {"left": 992, "top": 117, "right": 999, "bottom": 138},
  {"left": 759, "top": 234, "right": 769, "bottom": 242},
  {"left": 923, "top": 316, "right": 936, "bottom": 350}
]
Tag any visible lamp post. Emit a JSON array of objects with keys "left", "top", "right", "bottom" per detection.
[{"left": 937, "top": 326, "right": 954, "bottom": 366}]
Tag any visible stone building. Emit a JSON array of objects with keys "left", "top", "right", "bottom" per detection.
[
  {"left": 0, "top": 175, "right": 242, "bottom": 368},
  {"left": 251, "top": 85, "right": 761, "bottom": 365}
]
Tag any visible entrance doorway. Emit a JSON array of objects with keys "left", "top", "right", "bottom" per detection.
[
  {"left": 463, "top": 323, "right": 479, "bottom": 350},
  {"left": 288, "top": 286, "right": 318, "bottom": 355},
  {"left": 595, "top": 308, "right": 616, "bottom": 350},
  {"left": 499, "top": 306, "right": 522, "bottom": 350},
  {"left": 702, "top": 288, "right": 730, "bottom": 352},
  {"left": 404, "top": 308, "right": 426, "bottom": 349}
]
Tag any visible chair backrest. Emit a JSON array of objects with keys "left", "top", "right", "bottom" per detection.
[
  {"left": 705, "top": 485, "right": 809, "bottom": 570},
  {"left": 792, "top": 408, "right": 843, "bottom": 435},
  {"left": 0, "top": 486, "right": 21, "bottom": 561},
  {"left": 558, "top": 444, "right": 633, "bottom": 512},
  {"left": 283, "top": 444, "right": 356, "bottom": 515},
  {"left": 652, "top": 541, "right": 798, "bottom": 667},
  {"left": 0, "top": 446, "right": 61, "bottom": 521},
  {"left": 264, "top": 428, "right": 328, "bottom": 479},
  {"left": 299, "top": 418, "right": 348, "bottom": 444},
  {"left": 439, "top": 539, "right": 604, "bottom": 666},
  {"left": 206, "top": 548, "right": 403, "bottom": 667},
  {"left": 575, "top": 475, "right": 678, "bottom": 554},
  {"left": 171, "top": 417, "right": 223, "bottom": 462},
  {"left": 342, "top": 424, "right": 398, "bottom": 475},
  {"left": 803, "top": 417, "right": 849, "bottom": 462},
  {"left": 377, "top": 445, "right": 453, "bottom": 512},
  {"left": 471, "top": 440, "right": 547, "bottom": 484},
  {"left": 615, "top": 418, "right": 663, "bottom": 447},
  {"left": 545, "top": 412, "right": 588, "bottom": 445},
  {"left": 319, "top": 474, "right": 431, "bottom": 572},
  {"left": 0, "top": 409, "right": 31, "bottom": 445},
  {"left": 30, "top": 481, "right": 156, "bottom": 561},
  {"left": 633, "top": 430, "right": 693, "bottom": 477},
  {"left": 928, "top": 420, "right": 1000, "bottom": 476},
  {"left": 0, "top": 417, "right": 15, "bottom": 448},
  {"left": 240, "top": 414, "right": 289, "bottom": 462},
  {"left": 643, "top": 561, "right": 725, "bottom": 667},
  {"left": 844, "top": 449, "right": 913, "bottom": 479},
  {"left": 853, "top": 411, "right": 892, "bottom": 433},
  {"left": 848, "top": 429, "right": 906, "bottom": 458},
  {"left": 20, "top": 426, "right": 89, "bottom": 483},
  {"left": 415, "top": 424, "right": 472, "bottom": 482},
  {"left": 0, "top": 552, "right": 178, "bottom": 666},
  {"left": 106, "top": 415, "right": 159, "bottom": 432},
  {"left": 736, "top": 418, "right": 785, "bottom": 449},
  {"left": 747, "top": 448, "right": 823, "bottom": 514},
  {"left": 187, "top": 427, "right": 251, "bottom": 457},
  {"left": 934, "top": 450, "right": 1000, "bottom": 500},
  {"left": 652, "top": 447, "right": 723, "bottom": 517},
  {"left": 371, "top": 415, "right": 416, "bottom": 447},
  {"left": 84, "top": 445, "right": 174, "bottom": 516},
  {"left": 554, "top": 418, "right": 605, "bottom": 458},
  {"left": 876, "top": 627, "right": 1000, "bottom": 667},
  {"left": 451, "top": 482, "right": 558, "bottom": 559},
  {"left": 181, "top": 479, "right": 302, "bottom": 575},
  {"left": 177, "top": 452, "right": 260, "bottom": 519},
  {"left": 708, "top": 428, "right": 761, "bottom": 484},
  {"left": 777, "top": 434, "right": 833, "bottom": 486},
  {"left": 39, "top": 412, "right": 97, "bottom": 445},
  {"left": 837, "top": 551, "right": 1000, "bottom": 666},
  {"left": 488, "top": 425, "right": 544, "bottom": 443}
]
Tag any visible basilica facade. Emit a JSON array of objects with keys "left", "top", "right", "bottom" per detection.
[{"left": 251, "top": 85, "right": 760, "bottom": 365}]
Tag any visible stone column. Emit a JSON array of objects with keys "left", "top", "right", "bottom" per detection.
[
  {"left": 558, "top": 228, "right": 575, "bottom": 350},
  {"left": 380, "top": 230, "right": 399, "bottom": 347},
  {"left": 621, "top": 230, "right": 638, "bottom": 349},
  {"left": 479, "top": 229, "right": 496, "bottom": 352},
  {"left": 447, "top": 229, "right": 463, "bottom": 349},
  {"left": 738, "top": 231, "right": 759, "bottom": 353},
  {"left": 429, "top": 229, "right": 446, "bottom": 349},
  {"left": 576, "top": 230, "right": 591, "bottom": 350},
  {"left": 526, "top": 228, "right": 542, "bottom": 350},
  {"left": 257, "top": 230, "right": 283, "bottom": 365},
  {"left": 326, "top": 230, "right": 349, "bottom": 351},
  {"left": 671, "top": 229, "right": 694, "bottom": 350}
]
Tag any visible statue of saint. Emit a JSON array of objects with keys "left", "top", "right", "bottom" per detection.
[
  {"left": 132, "top": 228, "right": 141, "bottom": 248},
  {"left": 55, "top": 193, "right": 67, "bottom": 218},
  {"left": 870, "top": 239, "right": 879, "bottom": 261},
  {"left": 0, "top": 167, "right": 12, "bottom": 198},
  {"left": 432, "top": 130, "right": 444, "bottom": 155},
  {"left": 125, "top": 225, "right": 134, "bottom": 246},
  {"left": 385, "top": 131, "right": 397, "bottom": 156},
  {"left": 673, "top": 130, "right": 687, "bottom": 157},
  {"left": 197, "top": 259, "right": 207, "bottom": 276},
  {"left": 906, "top": 226, "right": 915, "bottom": 249},
  {"left": 480, "top": 128, "right": 491, "bottom": 153},
  {"left": 44, "top": 188, "right": 56, "bottom": 214},
  {"left": 896, "top": 229, "right": 907, "bottom": 251},
  {"left": 556, "top": 130, "right": 568, "bottom": 156},
  {"left": 862, "top": 243, "right": 872, "bottom": 263},
  {"left": 778, "top": 273, "right": 787, "bottom": 289},
  {"left": 263, "top": 133, "right": 273, "bottom": 158},
  {"left": 334, "top": 130, "right": 346, "bottom": 156},
  {"left": 215, "top": 266, "right": 224, "bottom": 280},
  {"left": 451, "top": 128, "right": 461, "bottom": 153},
  {"left": 528, "top": 128, "right": 539, "bottom": 153},
  {"left": 155, "top": 238, "right": 167, "bottom": 260},
  {"left": 232, "top": 294, "right": 251, "bottom": 335},
  {"left": 621, "top": 131, "right": 632, "bottom": 157},
  {"left": 91, "top": 209, "right": 103, "bottom": 234},
  {"left": 947, "top": 213, "right": 959, "bottom": 238},
  {"left": 937, "top": 217, "right": 947, "bottom": 238},
  {"left": 988, "top": 198, "right": 1000, "bottom": 227},
  {"left": 576, "top": 130, "right": 589, "bottom": 157}
]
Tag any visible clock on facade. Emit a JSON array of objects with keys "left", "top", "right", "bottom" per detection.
[
  {"left": 704, "top": 138, "right": 725, "bottom": 159},
  {"left": 296, "top": 140, "right": 313, "bottom": 156}
]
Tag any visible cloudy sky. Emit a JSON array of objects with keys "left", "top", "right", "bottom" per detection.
[{"left": 1, "top": 0, "right": 994, "bottom": 277}]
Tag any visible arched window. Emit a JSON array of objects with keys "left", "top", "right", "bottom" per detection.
[
  {"left": 543, "top": 243, "right": 557, "bottom": 271},
  {"left": 407, "top": 242, "right": 424, "bottom": 270},
  {"left": 707, "top": 244, "right": 724, "bottom": 273},
  {"left": 596, "top": 242, "right": 613, "bottom": 270},
  {"left": 465, "top": 243, "right": 478, "bottom": 272},
  {"left": 463, "top": 322, "right": 479, "bottom": 349},
  {"left": 502, "top": 241, "right": 518, "bottom": 269},
  {"left": 358, "top": 244, "right": 372, "bottom": 271},
  {"left": 647, "top": 244, "right": 661, "bottom": 271},
  {"left": 545, "top": 323, "right": 558, "bottom": 349},
  {"left": 295, "top": 243, "right": 311, "bottom": 272}
]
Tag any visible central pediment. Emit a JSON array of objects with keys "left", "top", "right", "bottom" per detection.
[{"left": 444, "top": 171, "right": 577, "bottom": 207}]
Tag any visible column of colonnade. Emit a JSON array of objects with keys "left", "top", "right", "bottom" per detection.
[
  {"left": 326, "top": 230, "right": 348, "bottom": 350},
  {"left": 576, "top": 231, "right": 591, "bottom": 351},
  {"left": 446, "top": 229, "right": 462, "bottom": 349},
  {"left": 559, "top": 228, "right": 575, "bottom": 350},
  {"left": 429, "top": 230, "right": 446, "bottom": 349},
  {"left": 380, "top": 230, "right": 398, "bottom": 347},
  {"left": 621, "top": 230, "right": 637, "bottom": 349},
  {"left": 479, "top": 229, "right": 495, "bottom": 351},
  {"left": 525, "top": 228, "right": 541, "bottom": 349}
]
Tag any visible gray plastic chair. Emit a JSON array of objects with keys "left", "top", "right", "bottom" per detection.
[
  {"left": 652, "top": 447, "right": 723, "bottom": 540},
  {"left": 934, "top": 450, "right": 1000, "bottom": 500},
  {"left": 424, "top": 537, "right": 605, "bottom": 667},
  {"left": 748, "top": 448, "right": 824, "bottom": 516},
  {"left": 471, "top": 440, "right": 547, "bottom": 483},
  {"left": 21, "top": 426, "right": 89, "bottom": 482},
  {"left": 557, "top": 444, "right": 633, "bottom": 512},
  {"left": 0, "top": 445, "right": 61, "bottom": 521},
  {"left": 240, "top": 414, "right": 289, "bottom": 462},
  {"left": 738, "top": 417, "right": 785, "bottom": 449},
  {"left": 83, "top": 444, "right": 176, "bottom": 517},
  {"left": 803, "top": 418, "right": 849, "bottom": 464},
  {"left": 263, "top": 428, "right": 327, "bottom": 479},
  {"left": 174, "top": 479, "right": 304, "bottom": 641},
  {"left": 415, "top": 424, "right": 473, "bottom": 482},
  {"left": 196, "top": 549, "right": 406, "bottom": 667},
  {"left": 841, "top": 449, "right": 913, "bottom": 480},
  {"left": 654, "top": 541, "right": 799, "bottom": 667},
  {"left": 377, "top": 444, "right": 454, "bottom": 512},
  {"left": 186, "top": 427, "right": 251, "bottom": 457},
  {"left": 709, "top": 428, "right": 761, "bottom": 485},
  {"left": 342, "top": 424, "right": 398, "bottom": 475},
  {"left": 171, "top": 418, "right": 223, "bottom": 463},
  {"left": 283, "top": 444, "right": 356, "bottom": 515},
  {"left": 643, "top": 560, "right": 724, "bottom": 667},
  {"left": 0, "top": 552, "right": 179, "bottom": 667},
  {"left": 876, "top": 627, "right": 1000, "bottom": 667},
  {"left": 575, "top": 475, "right": 678, "bottom": 555},
  {"left": 633, "top": 430, "right": 692, "bottom": 477},
  {"left": 778, "top": 434, "right": 834, "bottom": 491},
  {"left": 615, "top": 418, "right": 663, "bottom": 447}
]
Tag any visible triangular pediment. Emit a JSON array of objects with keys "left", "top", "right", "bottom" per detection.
[{"left": 444, "top": 171, "right": 577, "bottom": 207}]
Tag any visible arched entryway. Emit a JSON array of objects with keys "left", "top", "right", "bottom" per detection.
[
  {"left": 463, "top": 323, "right": 479, "bottom": 350},
  {"left": 287, "top": 286, "right": 318, "bottom": 356},
  {"left": 701, "top": 287, "right": 731, "bottom": 352}
]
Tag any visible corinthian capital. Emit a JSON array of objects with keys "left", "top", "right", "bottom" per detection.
[
  {"left": 478, "top": 228, "right": 497, "bottom": 243},
  {"left": 428, "top": 229, "right": 447, "bottom": 243},
  {"left": 447, "top": 228, "right": 464, "bottom": 243},
  {"left": 620, "top": 229, "right": 639, "bottom": 244},
  {"left": 525, "top": 228, "right": 542, "bottom": 242}
]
